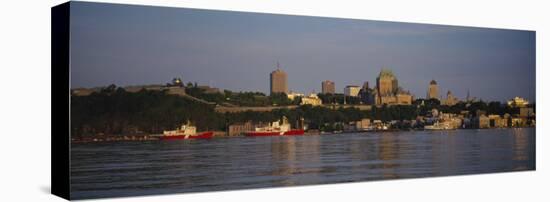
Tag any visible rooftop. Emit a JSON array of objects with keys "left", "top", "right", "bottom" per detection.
[{"left": 378, "top": 68, "right": 396, "bottom": 78}]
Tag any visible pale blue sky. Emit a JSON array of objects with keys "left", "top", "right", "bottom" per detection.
[{"left": 70, "top": 2, "right": 536, "bottom": 102}]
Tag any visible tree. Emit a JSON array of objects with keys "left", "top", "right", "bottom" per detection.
[{"left": 269, "top": 92, "right": 293, "bottom": 106}]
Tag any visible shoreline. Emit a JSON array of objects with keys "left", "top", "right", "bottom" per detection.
[{"left": 71, "top": 127, "right": 535, "bottom": 144}]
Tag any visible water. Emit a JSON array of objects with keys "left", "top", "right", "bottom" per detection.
[{"left": 70, "top": 128, "right": 535, "bottom": 199}]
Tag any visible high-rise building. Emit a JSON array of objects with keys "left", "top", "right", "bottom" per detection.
[
  {"left": 376, "top": 69, "right": 398, "bottom": 96},
  {"left": 344, "top": 85, "right": 361, "bottom": 97},
  {"left": 321, "top": 80, "right": 335, "bottom": 94},
  {"left": 373, "top": 68, "right": 412, "bottom": 105},
  {"left": 427, "top": 80, "right": 439, "bottom": 100},
  {"left": 270, "top": 64, "right": 288, "bottom": 95}
]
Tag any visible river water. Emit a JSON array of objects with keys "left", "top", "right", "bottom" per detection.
[{"left": 70, "top": 128, "right": 535, "bottom": 199}]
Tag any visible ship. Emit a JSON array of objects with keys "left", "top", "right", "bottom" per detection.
[
  {"left": 160, "top": 121, "right": 213, "bottom": 140},
  {"left": 244, "top": 116, "right": 304, "bottom": 136}
]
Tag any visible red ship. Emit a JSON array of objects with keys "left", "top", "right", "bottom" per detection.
[
  {"left": 245, "top": 116, "right": 305, "bottom": 137},
  {"left": 160, "top": 121, "right": 213, "bottom": 140}
]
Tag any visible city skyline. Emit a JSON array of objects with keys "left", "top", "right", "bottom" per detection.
[{"left": 70, "top": 2, "right": 535, "bottom": 102}]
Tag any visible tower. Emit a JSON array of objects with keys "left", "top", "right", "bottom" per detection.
[
  {"left": 321, "top": 80, "right": 335, "bottom": 94},
  {"left": 270, "top": 62, "right": 288, "bottom": 95},
  {"left": 427, "top": 80, "right": 439, "bottom": 100},
  {"left": 376, "top": 68, "right": 398, "bottom": 96}
]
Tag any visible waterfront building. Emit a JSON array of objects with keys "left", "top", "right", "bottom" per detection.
[
  {"left": 448, "top": 117, "right": 463, "bottom": 129},
  {"left": 488, "top": 114, "right": 507, "bottom": 128},
  {"left": 436, "top": 112, "right": 463, "bottom": 129},
  {"left": 443, "top": 90, "right": 459, "bottom": 106},
  {"left": 270, "top": 64, "right": 288, "bottom": 95},
  {"left": 355, "top": 119, "right": 371, "bottom": 131},
  {"left": 427, "top": 80, "right": 439, "bottom": 100},
  {"left": 321, "top": 80, "right": 336, "bottom": 94},
  {"left": 511, "top": 117, "right": 528, "bottom": 127},
  {"left": 474, "top": 114, "right": 490, "bottom": 129},
  {"left": 372, "top": 120, "right": 388, "bottom": 130},
  {"left": 373, "top": 68, "right": 413, "bottom": 105},
  {"left": 344, "top": 85, "right": 361, "bottom": 97},
  {"left": 504, "top": 113, "right": 512, "bottom": 127},
  {"left": 228, "top": 121, "right": 270, "bottom": 136},
  {"left": 228, "top": 121, "right": 255, "bottom": 136},
  {"left": 507, "top": 97, "right": 529, "bottom": 107},
  {"left": 519, "top": 107, "right": 535, "bottom": 118}
]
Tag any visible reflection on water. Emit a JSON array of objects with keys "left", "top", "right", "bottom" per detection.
[
  {"left": 513, "top": 129, "right": 528, "bottom": 161},
  {"left": 512, "top": 129, "right": 531, "bottom": 170},
  {"left": 380, "top": 133, "right": 399, "bottom": 179},
  {"left": 71, "top": 128, "right": 535, "bottom": 199}
]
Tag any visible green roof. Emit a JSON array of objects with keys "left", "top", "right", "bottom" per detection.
[{"left": 378, "top": 68, "right": 395, "bottom": 78}]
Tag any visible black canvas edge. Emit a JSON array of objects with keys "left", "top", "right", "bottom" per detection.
[{"left": 52, "top": 1, "right": 71, "bottom": 200}]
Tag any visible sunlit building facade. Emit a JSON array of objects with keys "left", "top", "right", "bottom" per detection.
[
  {"left": 507, "top": 97, "right": 529, "bottom": 107},
  {"left": 270, "top": 67, "right": 288, "bottom": 95},
  {"left": 443, "top": 90, "right": 459, "bottom": 106},
  {"left": 301, "top": 93, "right": 323, "bottom": 106},
  {"left": 373, "top": 68, "right": 412, "bottom": 105},
  {"left": 344, "top": 85, "right": 361, "bottom": 97},
  {"left": 427, "top": 80, "right": 439, "bottom": 100}
]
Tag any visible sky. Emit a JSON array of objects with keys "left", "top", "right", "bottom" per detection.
[{"left": 70, "top": 2, "right": 536, "bottom": 103}]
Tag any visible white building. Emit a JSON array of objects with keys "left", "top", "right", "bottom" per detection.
[
  {"left": 507, "top": 97, "right": 529, "bottom": 107},
  {"left": 287, "top": 91, "right": 304, "bottom": 101},
  {"left": 344, "top": 85, "right": 361, "bottom": 97},
  {"left": 301, "top": 93, "right": 322, "bottom": 106}
]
